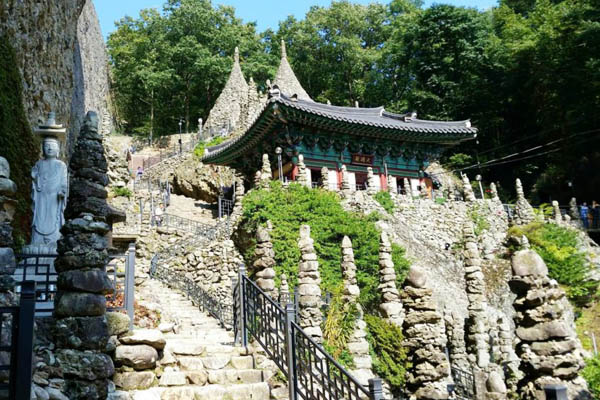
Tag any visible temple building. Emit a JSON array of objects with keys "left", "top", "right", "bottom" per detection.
[{"left": 202, "top": 42, "right": 477, "bottom": 195}]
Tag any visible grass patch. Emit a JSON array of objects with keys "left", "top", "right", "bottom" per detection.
[
  {"left": 112, "top": 187, "right": 132, "bottom": 198},
  {"left": 239, "top": 181, "right": 410, "bottom": 312},
  {"left": 509, "top": 222, "right": 598, "bottom": 305},
  {"left": 469, "top": 203, "right": 490, "bottom": 236},
  {"left": 323, "top": 286, "right": 360, "bottom": 369},
  {"left": 374, "top": 191, "right": 395, "bottom": 214},
  {"left": 194, "top": 136, "right": 225, "bottom": 159},
  {"left": 583, "top": 355, "right": 600, "bottom": 399}
]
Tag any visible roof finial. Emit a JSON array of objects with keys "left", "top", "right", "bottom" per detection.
[
  {"left": 281, "top": 39, "right": 287, "bottom": 59},
  {"left": 234, "top": 46, "right": 240, "bottom": 63}
]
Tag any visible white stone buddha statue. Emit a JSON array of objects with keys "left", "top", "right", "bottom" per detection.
[{"left": 30, "top": 137, "right": 68, "bottom": 250}]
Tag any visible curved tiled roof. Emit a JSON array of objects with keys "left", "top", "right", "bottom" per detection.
[{"left": 202, "top": 93, "right": 477, "bottom": 164}]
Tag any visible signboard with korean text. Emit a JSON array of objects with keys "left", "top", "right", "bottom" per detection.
[{"left": 351, "top": 154, "right": 374, "bottom": 166}]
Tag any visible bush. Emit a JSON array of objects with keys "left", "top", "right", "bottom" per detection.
[
  {"left": 469, "top": 204, "right": 490, "bottom": 236},
  {"left": 583, "top": 356, "right": 600, "bottom": 398},
  {"left": 374, "top": 191, "right": 395, "bottom": 214},
  {"left": 194, "top": 136, "right": 225, "bottom": 159},
  {"left": 323, "top": 287, "right": 360, "bottom": 368},
  {"left": 365, "top": 314, "right": 409, "bottom": 394},
  {"left": 508, "top": 222, "right": 597, "bottom": 304},
  {"left": 240, "top": 181, "right": 410, "bottom": 312},
  {"left": 113, "top": 187, "right": 132, "bottom": 198}
]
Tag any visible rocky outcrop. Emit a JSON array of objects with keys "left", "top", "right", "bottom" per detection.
[
  {"left": 54, "top": 112, "right": 120, "bottom": 399},
  {"left": 0, "top": 0, "right": 112, "bottom": 155},
  {"left": 401, "top": 266, "right": 449, "bottom": 399},
  {"left": 170, "top": 157, "right": 234, "bottom": 203},
  {"left": 297, "top": 225, "right": 323, "bottom": 343},
  {"left": 509, "top": 242, "right": 590, "bottom": 399},
  {"left": 378, "top": 232, "right": 403, "bottom": 327}
]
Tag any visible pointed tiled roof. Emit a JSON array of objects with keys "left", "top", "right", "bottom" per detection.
[
  {"left": 204, "top": 47, "right": 249, "bottom": 133},
  {"left": 273, "top": 40, "right": 312, "bottom": 102}
]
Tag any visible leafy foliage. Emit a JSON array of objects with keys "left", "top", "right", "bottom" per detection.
[
  {"left": 374, "top": 191, "right": 395, "bottom": 214},
  {"left": 509, "top": 222, "right": 598, "bottom": 304},
  {"left": 193, "top": 136, "right": 225, "bottom": 159},
  {"left": 240, "top": 182, "right": 410, "bottom": 312},
  {"left": 583, "top": 355, "right": 600, "bottom": 399},
  {"left": 365, "top": 314, "right": 409, "bottom": 394},
  {"left": 323, "top": 287, "right": 360, "bottom": 368},
  {"left": 0, "top": 38, "right": 39, "bottom": 247},
  {"left": 469, "top": 204, "right": 491, "bottom": 236},
  {"left": 112, "top": 187, "right": 133, "bottom": 198}
]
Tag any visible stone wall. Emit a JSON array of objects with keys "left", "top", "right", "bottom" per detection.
[{"left": 0, "top": 0, "right": 112, "bottom": 156}]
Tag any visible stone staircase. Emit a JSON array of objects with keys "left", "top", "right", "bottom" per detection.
[{"left": 118, "top": 278, "right": 285, "bottom": 400}]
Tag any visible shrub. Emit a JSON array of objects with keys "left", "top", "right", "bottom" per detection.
[
  {"left": 583, "top": 356, "right": 600, "bottom": 398},
  {"left": 194, "top": 136, "right": 225, "bottom": 159},
  {"left": 113, "top": 187, "right": 132, "bottom": 198},
  {"left": 508, "top": 222, "right": 597, "bottom": 304},
  {"left": 240, "top": 181, "right": 410, "bottom": 312},
  {"left": 374, "top": 191, "right": 395, "bottom": 214},
  {"left": 365, "top": 314, "right": 409, "bottom": 394},
  {"left": 323, "top": 286, "right": 360, "bottom": 368},
  {"left": 469, "top": 204, "right": 490, "bottom": 236}
]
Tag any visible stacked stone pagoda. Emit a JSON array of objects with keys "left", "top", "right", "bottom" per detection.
[{"left": 54, "top": 111, "right": 124, "bottom": 399}]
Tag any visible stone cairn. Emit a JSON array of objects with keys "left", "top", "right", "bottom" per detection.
[
  {"left": 508, "top": 239, "right": 590, "bottom": 399},
  {"left": 463, "top": 223, "right": 490, "bottom": 369},
  {"left": 377, "top": 231, "right": 404, "bottom": 326},
  {"left": 387, "top": 175, "right": 398, "bottom": 195},
  {"left": 401, "top": 266, "right": 449, "bottom": 399},
  {"left": 341, "top": 165, "right": 351, "bottom": 193},
  {"left": 296, "top": 154, "right": 310, "bottom": 188},
  {"left": 552, "top": 200, "right": 563, "bottom": 225},
  {"left": 341, "top": 236, "right": 374, "bottom": 385},
  {"left": 366, "top": 167, "right": 378, "bottom": 195},
  {"left": 444, "top": 311, "right": 470, "bottom": 371},
  {"left": 254, "top": 171, "right": 261, "bottom": 188},
  {"left": 54, "top": 112, "right": 124, "bottom": 399},
  {"left": 230, "top": 175, "right": 245, "bottom": 219},
  {"left": 403, "top": 177, "right": 413, "bottom": 201},
  {"left": 297, "top": 225, "right": 323, "bottom": 343},
  {"left": 569, "top": 197, "right": 579, "bottom": 220},
  {"left": 513, "top": 178, "right": 536, "bottom": 225},
  {"left": 490, "top": 182, "right": 500, "bottom": 202},
  {"left": 320, "top": 166, "right": 330, "bottom": 190},
  {"left": 259, "top": 154, "right": 272, "bottom": 189},
  {"left": 279, "top": 273, "right": 290, "bottom": 303},
  {"left": 462, "top": 174, "right": 477, "bottom": 202},
  {"left": 0, "top": 157, "right": 17, "bottom": 301},
  {"left": 253, "top": 224, "right": 276, "bottom": 298}
]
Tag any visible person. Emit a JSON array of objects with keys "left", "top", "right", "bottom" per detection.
[
  {"left": 580, "top": 202, "right": 589, "bottom": 229},
  {"left": 593, "top": 201, "right": 600, "bottom": 229},
  {"left": 154, "top": 204, "right": 164, "bottom": 227},
  {"left": 136, "top": 166, "right": 143, "bottom": 181},
  {"left": 31, "top": 137, "right": 68, "bottom": 248}
]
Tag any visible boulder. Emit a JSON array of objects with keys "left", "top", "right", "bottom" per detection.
[
  {"left": 115, "top": 345, "right": 158, "bottom": 370},
  {"left": 512, "top": 250, "right": 548, "bottom": 277},
  {"left": 106, "top": 312, "right": 131, "bottom": 336},
  {"left": 120, "top": 329, "right": 166, "bottom": 350},
  {"left": 113, "top": 371, "right": 156, "bottom": 390}
]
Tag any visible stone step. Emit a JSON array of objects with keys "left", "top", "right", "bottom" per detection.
[{"left": 130, "top": 382, "right": 270, "bottom": 400}]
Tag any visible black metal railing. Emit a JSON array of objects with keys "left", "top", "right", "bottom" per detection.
[
  {"left": 142, "top": 137, "right": 198, "bottom": 171},
  {"left": 234, "top": 266, "right": 384, "bottom": 400},
  {"left": 14, "top": 249, "right": 136, "bottom": 320},
  {"left": 451, "top": 367, "right": 475, "bottom": 400},
  {"left": 218, "top": 196, "right": 234, "bottom": 218},
  {"left": 0, "top": 281, "right": 36, "bottom": 400},
  {"left": 150, "top": 259, "right": 233, "bottom": 328},
  {"left": 13, "top": 254, "right": 57, "bottom": 316}
]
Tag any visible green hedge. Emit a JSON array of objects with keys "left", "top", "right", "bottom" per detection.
[
  {"left": 240, "top": 181, "right": 410, "bottom": 311},
  {"left": 194, "top": 136, "right": 225, "bottom": 159},
  {"left": 0, "top": 38, "right": 39, "bottom": 248},
  {"left": 374, "top": 191, "right": 395, "bottom": 214}
]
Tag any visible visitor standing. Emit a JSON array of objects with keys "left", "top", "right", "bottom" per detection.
[{"left": 580, "top": 202, "right": 589, "bottom": 229}]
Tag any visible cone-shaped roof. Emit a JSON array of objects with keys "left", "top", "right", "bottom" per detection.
[
  {"left": 204, "top": 47, "right": 249, "bottom": 132},
  {"left": 273, "top": 40, "right": 312, "bottom": 102}
]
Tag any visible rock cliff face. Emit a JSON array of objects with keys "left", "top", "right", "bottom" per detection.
[{"left": 0, "top": 0, "right": 112, "bottom": 156}]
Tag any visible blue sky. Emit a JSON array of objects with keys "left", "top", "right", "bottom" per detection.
[{"left": 97, "top": 0, "right": 499, "bottom": 40}]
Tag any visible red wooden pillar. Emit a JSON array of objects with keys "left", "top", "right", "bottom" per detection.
[
  {"left": 379, "top": 174, "right": 387, "bottom": 191},
  {"left": 291, "top": 164, "right": 299, "bottom": 181},
  {"left": 336, "top": 168, "right": 343, "bottom": 189}
]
